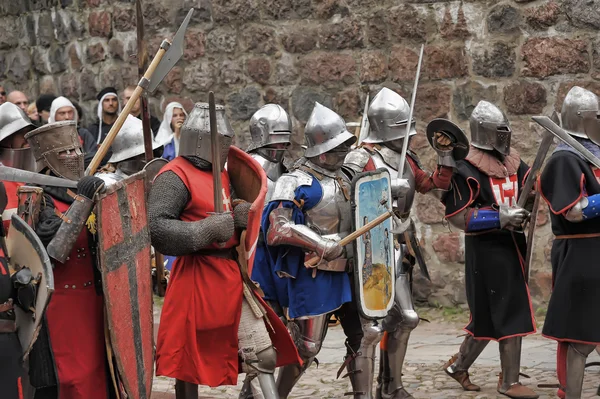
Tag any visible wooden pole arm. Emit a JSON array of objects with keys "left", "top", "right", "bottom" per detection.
[
  {"left": 85, "top": 40, "right": 170, "bottom": 176},
  {"left": 304, "top": 210, "right": 393, "bottom": 268}
]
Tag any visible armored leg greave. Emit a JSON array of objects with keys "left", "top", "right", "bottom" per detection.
[
  {"left": 444, "top": 335, "right": 489, "bottom": 391},
  {"left": 238, "top": 298, "right": 279, "bottom": 399},
  {"left": 343, "top": 319, "right": 383, "bottom": 399},
  {"left": 565, "top": 342, "right": 595, "bottom": 399},
  {"left": 497, "top": 337, "right": 538, "bottom": 399},
  {"left": 175, "top": 380, "right": 198, "bottom": 399},
  {"left": 378, "top": 258, "right": 419, "bottom": 399},
  {"left": 276, "top": 315, "right": 329, "bottom": 398}
]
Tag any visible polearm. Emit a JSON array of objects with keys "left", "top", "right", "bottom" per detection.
[
  {"left": 357, "top": 93, "right": 370, "bottom": 144},
  {"left": 209, "top": 92, "right": 223, "bottom": 213},
  {"left": 85, "top": 8, "right": 195, "bottom": 176},
  {"left": 136, "top": 0, "right": 154, "bottom": 162},
  {"left": 397, "top": 45, "right": 424, "bottom": 177}
]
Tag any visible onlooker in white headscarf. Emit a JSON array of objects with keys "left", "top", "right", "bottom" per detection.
[
  {"left": 156, "top": 102, "right": 187, "bottom": 161},
  {"left": 49, "top": 96, "right": 97, "bottom": 154},
  {"left": 87, "top": 87, "right": 121, "bottom": 145}
]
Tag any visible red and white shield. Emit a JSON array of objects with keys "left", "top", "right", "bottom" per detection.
[{"left": 490, "top": 175, "right": 518, "bottom": 206}]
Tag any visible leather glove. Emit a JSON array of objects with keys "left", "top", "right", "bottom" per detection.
[
  {"left": 77, "top": 176, "right": 106, "bottom": 200},
  {"left": 433, "top": 131, "right": 453, "bottom": 151},
  {"left": 391, "top": 178, "right": 411, "bottom": 198},
  {"left": 499, "top": 205, "right": 530, "bottom": 230},
  {"left": 317, "top": 238, "right": 343, "bottom": 261},
  {"left": 205, "top": 213, "right": 235, "bottom": 243}
]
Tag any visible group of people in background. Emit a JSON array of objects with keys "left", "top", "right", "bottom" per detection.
[{"left": 0, "top": 83, "right": 188, "bottom": 166}]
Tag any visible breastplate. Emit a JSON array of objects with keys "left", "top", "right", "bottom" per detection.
[
  {"left": 372, "top": 147, "right": 416, "bottom": 216},
  {"left": 251, "top": 153, "right": 286, "bottom": 204},
  {"left": 304, "top": 174, "right": 352, "bottom": 239}
]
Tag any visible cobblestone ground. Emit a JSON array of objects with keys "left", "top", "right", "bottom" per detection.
[{"left": 151, "top": 307, "right": 600, "bottom": 398}]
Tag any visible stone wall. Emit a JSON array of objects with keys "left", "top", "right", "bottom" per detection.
[{"left": 2, "top": 0, "right": 599, "bottom": 309}]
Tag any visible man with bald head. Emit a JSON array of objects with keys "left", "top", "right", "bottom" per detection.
[{"left": 7, "top": 91, "right": 29, "bottom": 113}]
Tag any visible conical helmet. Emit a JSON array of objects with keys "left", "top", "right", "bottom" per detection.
[
  {"left": 304, "top": 102, "right": 356, "bottom": 157},
  {"left": 364, "top": 88, "right": 417, "bottom": 144}
]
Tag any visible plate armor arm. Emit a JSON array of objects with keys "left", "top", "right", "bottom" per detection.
[
  {"left": 448, "top": 206, "right": 530, "bottom": 232},
  {"left": 265, "top": 206, "right": 342, "bottom": 261},
  {"left": 148, "top": 171, "right": 234, "bottom": 256},
  {"left": 564, "top": 194, "right": 600, "bottom": 222}
]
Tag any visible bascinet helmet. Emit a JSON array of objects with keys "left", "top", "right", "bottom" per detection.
[
  {"left": 364, "top": 88, "right": 417, "bottom": 144},
  {"left": 178, "top": 102, "right": 234, "bottom": 170},
  {"left": 25, "top": 121, "right": 84, "bottom": 180},
  {"left": 469, "top": 100, "right": 511, "bottom": 156},
  {"left": 561, "top": 86, "right": 600, "bottom": 145},
  {"left": 107, "top": 114, "right": 161, "bottom": 174},
  {"left": 0, "top": 102, "right": 36, "bottom": 171},
  {"left": 247, "top": 104, "right": 292, "bottom": 162},
  {"left": 304, "top": 102, "right": 356, "bottom": 158}
]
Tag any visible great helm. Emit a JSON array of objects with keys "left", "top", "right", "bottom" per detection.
[
  {"left": 469, "top": 100, "right": 511, "bottom": 156},
  {"left": 561, "top": 86, "right": 600, "bottom": 145},
  {"left": 304, "top": 102, "right": 356, "bottom": 158},
  {"left": 363, "top": 88, "right": 417, "bottom": 144},
  {"left": 108, "top": 114, "right": 161, "bottom": 164},
  {"left": 0, "top": 102, "right": 36, "bottom": 171},
  {"left": 178, "top": 102, "right": 234, "bottom": 170},
  {"left": 247, "top": 104, "right": 292, "bottom": 152},
  {"left": 25, "top": 121, "right": 84, "bottom": 180}
]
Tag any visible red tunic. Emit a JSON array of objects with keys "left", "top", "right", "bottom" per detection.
[
  {"left": 45, "top": 199, "right": 108, "bottom": 399},
  {"left": 2, "top": 181, "right": 22, "bottom": 232},
  {"left": 155, "top": 157, "right": 300, "bottom": 386}
]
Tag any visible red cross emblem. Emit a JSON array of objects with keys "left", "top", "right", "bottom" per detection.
[{"left": 490, "top": 175, "right": 518, "bottom": 206}]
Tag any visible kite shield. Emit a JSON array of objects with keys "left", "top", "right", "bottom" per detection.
[
  {"left": 351, "top": 168, "right": 395, "bottom": 320},
  {"left": 96, "top": 171, "right": 153, "bottom": 399}
]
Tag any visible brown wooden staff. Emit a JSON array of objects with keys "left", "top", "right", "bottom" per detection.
[{"left": 304, "top": 210, "right": 394, "bottom": 268}]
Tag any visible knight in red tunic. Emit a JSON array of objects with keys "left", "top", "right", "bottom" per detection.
[
  {"left": 24, "top": 121, "right": 112, "bottom": 399},
  {"left": 148, "top": 103, "right": 300, "bottom": 399},
  {"left": 0, "top": 102, "right": 38, "bottom": 399}
]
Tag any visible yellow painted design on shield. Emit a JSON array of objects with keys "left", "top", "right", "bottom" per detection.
[
  {"left": 363, "top": 263, "right": 392, "bottom": 310},
  {"left": 86, "top": 212, "right": 97, "bottom": 235}
]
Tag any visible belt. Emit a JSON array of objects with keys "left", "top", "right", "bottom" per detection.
[
  {"left": 195, "top": 248, "right": 237, "bottom": 259},
  {"left": 555, "top": 233, "right": 600, "bottom": 239},
  {"left": 0, "top": 299, "right": 13, "bottom": 313},
  {"left": 0, "top": 319, "right": 16, "bottom": 333}
]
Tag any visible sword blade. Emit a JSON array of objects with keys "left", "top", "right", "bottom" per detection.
[
  {"left": 532, "top": 116, "right": 600, "bottom": 169},
  {"left": 517, "top": 130, "right": 553, "bottom": 209},
  {"left": 357, "top": 93, "right": 370, "bottom": 145},
  {"left": 398, "top": 44, "right": 424, "bottom": 177},
  {"left": 0, "top": 166, "right": 78, "bottom": 188},
  {"left": 209, "top": 92, "right": 223, "bottom": 214}
]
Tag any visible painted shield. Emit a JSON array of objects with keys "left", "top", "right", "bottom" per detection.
[
  {"left": 7, "top": 214, "right": 54, "bottom": 358},
  {"left": 96, "top": 171, "right": 153, "bottom": 399},
  {"left": 227, "top": 146, "right": 267, "bottom": 275},
  {"left": 351, "top": 168, "right": 395, "bottom": 320}
]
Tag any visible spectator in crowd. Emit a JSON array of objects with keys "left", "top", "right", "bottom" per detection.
[
  {"left": 122, "top": 85, "right": 161, "bottom": 135},
  {"left": 7, "top": 91, "right": 29, "bottom": 112},
  {"left": 48, "top": 96, "right": 96, "bottom": 155},
  {"left": 27, "top": 102, "right": 39, "bottom": 124},
  {"left": 88, "top": 87, "right": 121, "bottom": 145},
  {"left": 36, "top": 94, "right": 56, "bottom": 125},
  {"left": 155, "top": 102, "right": 187, "bottom": 161},
  {"left": 0, "top": 86, "right": 6, "bottom": 104}
]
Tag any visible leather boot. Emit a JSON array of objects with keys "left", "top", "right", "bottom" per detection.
[
  {"left": 497, "top": 338, "right": 538, "bottom": 399},
  {"left": 175, "top": 380, "right": 198, "bottom": 399},
  {"left": 565, "top": 343, "right": 595, "bottom": 399},
  {"left": 443, "top": 335, "right": 489, "bottom": 391}
]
